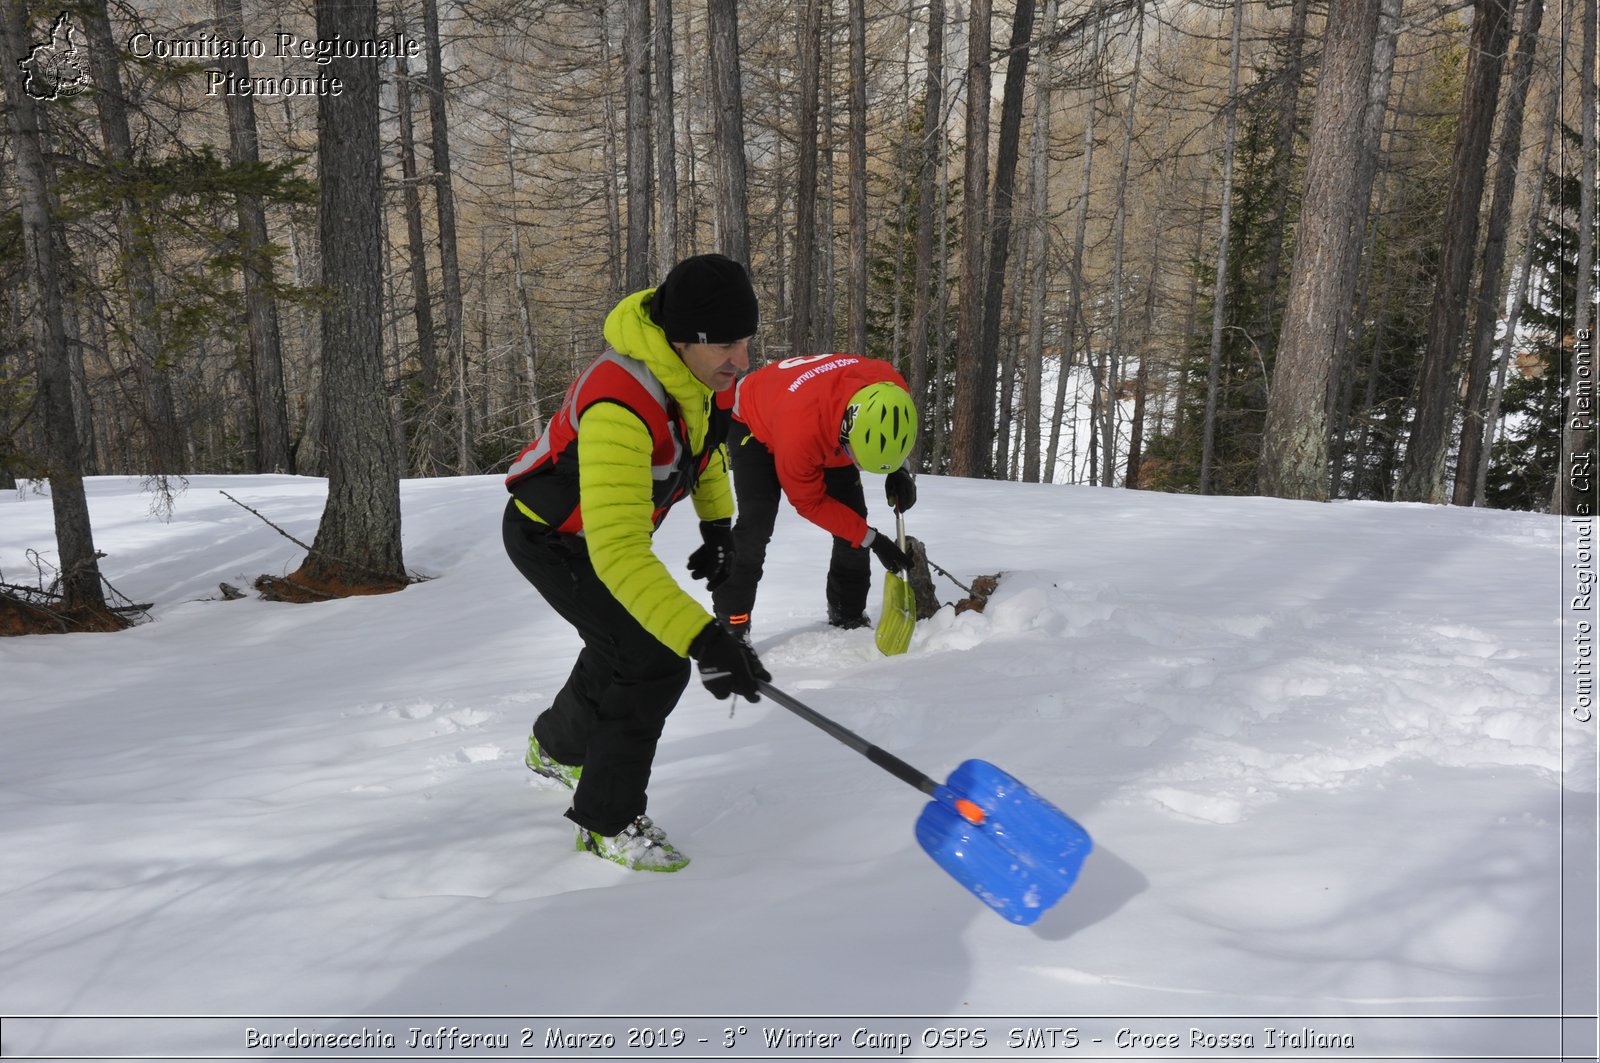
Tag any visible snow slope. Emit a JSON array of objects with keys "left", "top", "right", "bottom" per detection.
[{"left": 0, "top": 474, "right": 1591, "bottom": 1060}]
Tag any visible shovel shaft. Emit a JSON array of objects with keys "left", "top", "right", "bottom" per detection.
[{"left": 757, "top": 681, "right": 939, "bottom": 800}]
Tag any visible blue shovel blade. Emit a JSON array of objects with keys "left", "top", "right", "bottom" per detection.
[{"left": 914, "top": 759, "right": 1093, "bottom": 926}]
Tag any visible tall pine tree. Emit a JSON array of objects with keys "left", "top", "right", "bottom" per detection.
[{"left": 1486, "top": 128, "right": 1600, "bottom": 509}]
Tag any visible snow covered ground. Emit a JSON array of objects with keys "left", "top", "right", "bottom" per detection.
[{"left": 1, "top": 473, "right": 1593, "bottom": 1061}]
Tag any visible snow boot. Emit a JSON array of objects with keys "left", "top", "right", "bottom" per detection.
[
  {"left": 827, "top": 606, "right": 870, "bottom": 630},
  {"left": 526, "top": 734, "right": 582, "bottom": 790},
  {"left": 575, "top": 815, "right": 689, "bottom": 872}
]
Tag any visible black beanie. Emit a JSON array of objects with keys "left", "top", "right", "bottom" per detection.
[{"left": 648, "top": 254, "right": 759, "bottom": 344}]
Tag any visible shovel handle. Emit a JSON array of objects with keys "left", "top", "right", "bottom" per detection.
[
  {"left": 758, "top": 681, "right": 938, "bottom": 798},
  {"left": 757, "top": 682, "right": 986, "bottom": 825}
]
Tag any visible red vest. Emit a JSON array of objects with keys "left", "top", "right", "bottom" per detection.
[{"left": 505, "top": 352, "right": 727, "bottom": 533}]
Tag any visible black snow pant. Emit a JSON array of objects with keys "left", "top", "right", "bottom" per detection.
[
  {"left": 501, "top": 499, "right": 691, "bottom": 837},
  {"left": 711, "top": 420, "right": 872, "bottom": 626}
]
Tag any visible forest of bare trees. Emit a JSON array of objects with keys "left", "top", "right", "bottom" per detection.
[{"left": 0, "top": 0, "right": 1595, "bottom": 618}]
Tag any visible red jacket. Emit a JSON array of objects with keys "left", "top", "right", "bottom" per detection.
[{"left": 726, "top": 354, "right": 908, "bottom": 546}]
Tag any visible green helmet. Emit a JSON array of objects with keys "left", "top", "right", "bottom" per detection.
[{"left": 841, "top": 382, "right": 918, "bottom": 472}]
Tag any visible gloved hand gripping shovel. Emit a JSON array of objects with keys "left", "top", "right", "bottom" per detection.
[
  {"left": 874, "top": 511, "right": 916, "bottom": 656},
  {"left": 758, "top": 682, "right": 1093, "bottom": 926}
]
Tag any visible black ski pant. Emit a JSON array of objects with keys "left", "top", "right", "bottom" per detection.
[
  {"left": 501, "top": 499, "right": 690, "bottom": 837},
  {"left": 712, "top": 420, "right": 871, "bottom": 626}
]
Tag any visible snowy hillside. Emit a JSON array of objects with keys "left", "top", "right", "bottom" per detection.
[{"left": 1, "top": 474, "right": 1591, "bottom": 1061}]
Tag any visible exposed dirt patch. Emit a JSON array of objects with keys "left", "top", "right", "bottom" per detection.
[
  {"left": 254, "top": 563, "right": 410, "bottom": 603},
  {"left": 0, "top": 591, "right": 133, "bottom": 635},
  {"left": 954, "top": 574, "right": 1001, "bottom": 615}
]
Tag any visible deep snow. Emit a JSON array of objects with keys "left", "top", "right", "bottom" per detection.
[{"left": 0, "top": 473, "right": 1593, "bottom": 1061}]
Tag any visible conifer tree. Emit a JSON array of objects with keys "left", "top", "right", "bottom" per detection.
[
  {"left": 1487, "top": 128, "right": 1600, "bottom": 509},
  {"left": 0, "top": 0, "right": 121, "bottom": 626},
  {"left": 289, "top": 0, "right": 407, "bottom": 595},
  {"left": 1395, "top": 0, "right": 1516, "bottom": 503},
  {"left": 1259, "top": 0, "right": 1384, "bottom": 500}
]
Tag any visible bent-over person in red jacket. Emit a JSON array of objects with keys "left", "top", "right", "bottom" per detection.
[{"left": 712, "top": 354, "right": 919, "bottom": 644}]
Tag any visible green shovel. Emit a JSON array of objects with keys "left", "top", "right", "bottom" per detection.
[{"left": 874, "top": 511, "right": 916, "bottom": 656}]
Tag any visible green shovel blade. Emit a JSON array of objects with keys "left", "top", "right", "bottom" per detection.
[{"left": 875, "top": 571, "right": 916, "bottom": 656}]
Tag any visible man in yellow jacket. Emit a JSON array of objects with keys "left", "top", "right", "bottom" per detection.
[{"left": 502, "top": 254, "right": 769, "bottom": 871}]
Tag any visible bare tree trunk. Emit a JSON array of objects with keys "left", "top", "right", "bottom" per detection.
[
  {"left": 1087, "top": 346, "right": 1101, "bottom": 484},
  {"left": 847, "top": 0, "right": 869, "bottom": 357},
  {"left": 507, "top": 118, "right": 543, "bottom": 437},
  {"left": 791, "top": 0, "right": 824, "bottom": 356},
  {"left": 1046, "top": 11, "right": 1105, "bottom": 485},
  {"left": 1395, "top": 0, "right": 1516, "bottom": 503},
  {"left": 1124, "top": 337, "right": 1152, "bottom": 487},
  {"left": 707, "top": 0, "right": 751, "bottom": 266},
  {"left": 0, "top": 0, "right": 118, "bottom": 621},
  {"left": 278, "top": 94, "right": 321, "bottom": 475},
  {"left": 380, "top": 217, "right": 407, "bottom": 469},
  {"left": 1454, "top": 0, "right": 1545, "bottom": 503},
  {"left": 1325, "top": 0, "right": 1402, "bottom": 496},
  {"left": 932, "top": 118, "right": 954, "bottom": 467},
  {"left": 1021, "top": 0, "right": 1057, "bottom": 484},
  {"left": 216, "top": 0, "right": 292, "bottom": 475},
  {"left": 820, "top": 23, "right": 837, "bottom": 349},
  {"left": 477, "top": 236, "right": 491, "bottom": 432},
  {"left": 1478, "top": 91, "right": 1559, "bottom": 505},
  {"left": 421, "top": 0, "right": 470, "bottom": 474},
  {"left": 1344, "top": 97, "right": 1410, "bottom": 502},
  {"left": 1553, "top": 0, "right": 1596, "bottom": 514},
  {"left": 1103, "top": 6, "right": 1143, "bottom": 488},
  {"left": 994, "top": 225, "right": 1029, "bottom": 478},
  {"left": 970, "top": 0, "right": 1037, "bottom": 478},
  {"left": 679, "top": 10, "right": 701, "bottom": 247},
  {"left": 1126, "top": 117, "right": 1171, "bottom": 490},
  {"left": 949, "top": 0, "right": 993, "bottom": 477},
  {"left": 298, "top": 0, "right": 406, "bottom": 593},
  {"left": 82, "top": 0, "right": 182, "bottom": 475},
  {"left": 886, "top": 19, "right": 914, "bottom": 372},
  {"left": 624, "top": 0, "right": 654, "bottom": 290},
  {"left": 773, "top": 125, "right": 789, "bottom": 330},
  {"left": 1199, "top": 0, "right": 1244, "bottom": 495},
  {"left": 396, "top": 39, "right": 445, "bottom": 476},
  {"left": 906, "top": 0, "right": 944, "bottom": 468},
  {"left": 654, "top": 0, "right": 680, "bottom": 273},
  {"left": 1259, "top": 0, "right": 1385, "bottom": 500},
  {"left": 600, "top": 24, "right": 625, "bottom": 299},
  {"left": 1253, "top": 0, "right": 1310, "bottom": 364},
  {"left": 1171, "top": 174, "right": 1210, "bottom": 452}
]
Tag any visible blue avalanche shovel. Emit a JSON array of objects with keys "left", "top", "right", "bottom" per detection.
[{"left": 758, "top": 682, "right": 1093, "bottom": 926}]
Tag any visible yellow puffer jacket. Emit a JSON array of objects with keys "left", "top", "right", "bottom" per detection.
[{"left": 576, "top": 290, "right": 734, "bottom": 656}]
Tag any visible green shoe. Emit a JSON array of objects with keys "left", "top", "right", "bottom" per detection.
[
  {"left": 525, "top": 734, "right": 582, "bottom": 790},
  {"left": 575, "top": 815, "right": 689, "bottom": 872}
]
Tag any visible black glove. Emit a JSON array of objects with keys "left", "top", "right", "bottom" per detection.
[
  {"left": 687, "top": 520, "right": 736, "bottom": 591},
  {"left": 865, "top": 528, "right": 910, "bottom": 574},
  {"left": 885, "top": 468, "right": 917, "bottom": 513},
  {"left": 689, "top": 620, "right": 770, "bottom": 701}
]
